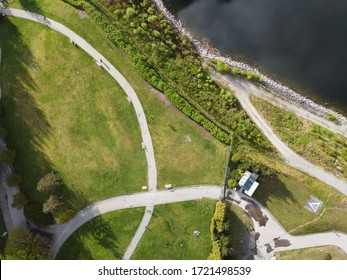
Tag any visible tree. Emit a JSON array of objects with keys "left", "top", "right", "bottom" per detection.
[
  {"left": 0, "top": 149, "right": 16, "bottom": 163},
  {"left": 12, "top": 192, "right": 28, "bottom": 209},
  {"left": 37, "top": 172, "right": 61, "bottom": 193},
  {"left": 6, "top": 172, "right": 22, "bottom": 187},
  {"left": 4, "top": 229, "right": 50, "bottom": 260},
  {"left": 42, "top": 194, "right": 62, "bottom": 214}
]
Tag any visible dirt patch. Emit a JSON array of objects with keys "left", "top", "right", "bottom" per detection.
[
  {"left": 274, "top": 238, "right": 291, "bottom": 248},
  {"left": 78, "top": 10, "right": 89, "bottom": 19},
  {"left": 245, "top": 203, "right": 269, "bottom": 227},
  {"left": 150, "top": 88, "right": 212, "bottom": 138}
]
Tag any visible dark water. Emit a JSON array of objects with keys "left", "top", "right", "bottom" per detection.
[{"left": 162, "top": 0, "right": 347, "bottom": 114}]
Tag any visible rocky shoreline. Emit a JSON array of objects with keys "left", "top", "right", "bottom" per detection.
[{"left": 153, "top": 0, "right": 347, "bottom": 126}]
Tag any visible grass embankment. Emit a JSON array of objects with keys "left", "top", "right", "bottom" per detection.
[
  {"left": 132, "top": 200, "right": 215, "bottom": 260},
  {"left": 0, "top": 18, "right": 146, "bottom": 208},
  {"left": 56, "top": 208, "right": 144, "bottom": 259},
  {"left": 0, "top": 210, "right": 6, "bottom": 254},
  {"left": 251, "top": 96, "right": 347, "bottom": 181},
  {"left": 275, "top": 246, "right": 347, "bottom": 260},
  {"left": 6, "top": 0, "right": 228, "bottom": 190}
]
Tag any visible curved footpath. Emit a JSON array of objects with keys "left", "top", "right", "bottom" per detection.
[
  {"left": 214, "top": 72, "right": 347, "bottom": 197},
  {"left": 1, "top": 6, "right": 347, "bottom": 261},
  {"left": 0, "top": 7, "right": 157, "bottom": 259},
  {"left": 45, "top": 186, "right": 347, "bottom": 259}
]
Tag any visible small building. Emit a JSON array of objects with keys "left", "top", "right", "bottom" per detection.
[{"left": 238, "top": 171, "right": 259, "bottom": 197}]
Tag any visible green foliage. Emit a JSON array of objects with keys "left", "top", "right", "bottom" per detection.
[
  {"left": 53, "top": 208, "right": 76, "bottom": 224},
  {"left": 252, "top": 96, "right": 347, "bottom": 180},
  {"left": 42, "top": 194, "right": 63, "bottom": 214},
  {"left": 327, "top": 112, "right": 339, "bottom": 124},
  {"left": 209, "top": 201, "right": 233, "bottom": 259},
  {"left": 6, "top": 172, "right": 22, "bottom": 187},
  {"left": 4, "top": 229, "right": 50, "bottom": 260},
  {"left": 61, "top": 0, "right": 269, "bottom": 148},
  {"left": 36, "top": 172, "right": 61, "bottom": 193},
  {"left": 24, "top": 203, "right": 53, "bottom": 226},
  {"left": 0, "top": 126, "right": 8, "bottom": 139},
  {"left": 208, "top": 240, "right": 222, "bottom": 260},
  {"left": 12, "top": 192, "right": 28, "bottom": 209},
  {"left": 0, "top": 149, "right": 16, "bottom": 163},
  {"left": 214, "top": 59, "right": 230, "bottom": 74}
]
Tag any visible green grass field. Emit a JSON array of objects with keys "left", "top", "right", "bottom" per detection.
[
  {"left": 132, "top": 200, "right": 215, "bottom": 260},
  {"left": 253, "top": 171, "right": 347, "bottom": 235},
  {"left": 275, "top": 246, "right": 347, "bottom": 260},
  {"left": 4, "top": 0, "right": 228, "bottom": 195},
  {"left": 56, "top": 208, "right": 144, "bottom": 259},
  {"left": 0, "top": 17, "right": 147, "bottom": 207}
]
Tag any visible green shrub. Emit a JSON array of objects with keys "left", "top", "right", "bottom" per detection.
[
  {"left": 327, "top": 112, "right": 339, "bottom": 124},
  {"left": 6, "top": 172, "right": 22, "bottom": 187},
  {"left": 0, "top": 149, "right": 16, "bottom": 163},
  {"left": 0, "top": 126, "right": 8, "bottom": 139},
  {"left": 24, "top": 203, "right": 53, "bottom": 226},
  {"left": 53, "top": 208, "right": 76, "bottom": 224},
  {"left": 12, "top": 192, "right": 28, "bottom": 209}
]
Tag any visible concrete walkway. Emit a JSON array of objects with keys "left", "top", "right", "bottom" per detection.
[
  {"left": 45, "top": 185, "right": 347, "bottom": 259},
  {"left": 214, "top": 73, "right": 347, "bottom": 197}
]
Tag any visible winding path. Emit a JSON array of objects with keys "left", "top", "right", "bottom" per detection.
[
  {"left": 214, "top": 72, "right": 347, "bottom": 197},
  {"left": 1, "top": 6, "right": 346, "bottom": 261}
]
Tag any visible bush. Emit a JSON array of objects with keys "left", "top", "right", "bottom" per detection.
[
  {"left": 0, "top": 149, "right": 16, "bottom": 163},
  {"left": 37, "top": 172, "right": 61, "bottom": 193},
  {"left": 53, "top": 208, "right": 76, "bottom": 224},
  {"left": 24, "top": 203, "right": 53, "bottom": 226},
  {"left": 6, "top": 172, "right": 22, "bottom": 187},
  {"left": 42, "top": 194, "right": 63, "bottom": 214},
  {"left": 327, "top": 112, "right": 339, "bottom": 124},
  {"left": 12, "top": 192, "right": 28, "bottom": 209}
]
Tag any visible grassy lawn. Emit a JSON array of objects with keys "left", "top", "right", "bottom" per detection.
[
  {"left": 56, "top": 207, "right": 144, "bottom": 259},
  {"left": 251, "top": 96, "right": 347, "bottom": 181},
  {"left": 253, "top": 170, "right": 347, "bottom": 235},
  {"left": 275, "top": 246, "right": 347, "bottom": 260},
  {"left": 0, "top": 17, "right": 146, "bottom": 206},
  {"left": 6, "top": 0, "right": 228, "bottom": 189},
  {"left": 132, "top": 200, "right": 215, "bottom": 260}
]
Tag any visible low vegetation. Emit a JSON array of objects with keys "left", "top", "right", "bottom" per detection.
[
  {"left": 251, "top": 96, "right": 347, "bottom": 181},
  {"left": 210, "top": 59, "right": 263, "bottom": 83}
]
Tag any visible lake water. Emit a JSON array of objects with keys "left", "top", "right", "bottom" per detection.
[{"left": 162, "top": 0, "right": 347, "bottom": 114}]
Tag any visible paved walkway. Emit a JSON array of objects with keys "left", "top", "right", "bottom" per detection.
[
  {"left": 45, "top": 186, "right": 347, "bottom": 259},
  {"left": 214, "top": 73, "right": 347, "bottom": 197}
]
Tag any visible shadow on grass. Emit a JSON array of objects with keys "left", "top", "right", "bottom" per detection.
[
  {"left": 227, "top": 204, "right": 255, "bottom": 260},
  {"left": 0, "top": 19, "right": 90, "bottom": 215},
  {"left": 253, "top": 174, "right": 298, "bottom": 207},
  {"left": 86, "top": 216, "right": 122, "bottom": 259},
  {"left": 17, "top": 0, "right": 44, "bottom": 15},
  {"left": 56, "top": 231, "right": 94, "bottom": 260},
  {"left": 0, "top": 18, "right": 53, "bottom": 205}
]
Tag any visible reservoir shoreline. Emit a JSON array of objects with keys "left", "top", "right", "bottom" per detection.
[{"left": 153, "top": 0, "right": 347, "bottom": 126}]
